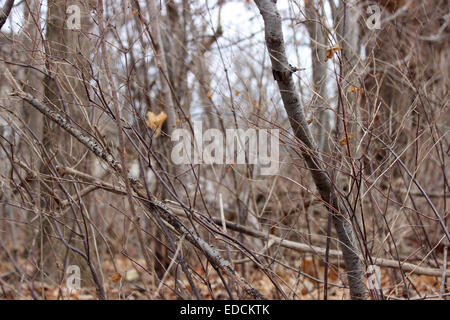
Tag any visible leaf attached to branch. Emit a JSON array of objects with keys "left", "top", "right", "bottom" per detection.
[
  {"left": 146, "top": 111, "right": 167, "bottom": 137},
  {"left": 325, "top": 45, "right": 342, "bottom": 62}
]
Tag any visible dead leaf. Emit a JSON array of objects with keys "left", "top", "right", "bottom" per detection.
[
  {"left": 325, "top": 45, "right": 342, "bottom": 62},
  {"left": 109, "top": 272, "right": 122, "bottom": 283},
  {"left": 70, "top": 292, "right": 79, "bottom": 300},
  {"left": 348, "top": 87, "right": 365, "bottom": 96},
  {"left": 340, "top": 135, "right": 354, "bottom": 146},
  {"left": 375, "top": 114, "right": 380, "bottom": 122},
  {"left": 146, "top": 111, "right": 167, "bottom": 137},
  {"left": 129, "top": 9, "right": 138, "bottom": 17},
  {"left": 301, "top": 257, "right": 316, "bottom": 277}
]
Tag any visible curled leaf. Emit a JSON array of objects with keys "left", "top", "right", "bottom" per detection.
[
  {"left": 146, "top": 111, "right": 167, "bottom": 137},
  {"left": 325, "top": 45, "right": 342, "bottom": 62},
  {"left": 348, "top": 87, "right": 365, "bottom": 96}
]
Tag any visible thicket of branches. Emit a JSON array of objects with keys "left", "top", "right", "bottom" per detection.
[{"left": 0, "top": 0, "right": 448, "bottom": 300}]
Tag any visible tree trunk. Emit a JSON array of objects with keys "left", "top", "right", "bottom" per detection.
[{"left": 254, "top": 0, "right": 367, "bottom": 300}]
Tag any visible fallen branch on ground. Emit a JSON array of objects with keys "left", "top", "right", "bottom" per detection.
[{"left": 165, "top": 200, "right": 450, "bottom": 278}]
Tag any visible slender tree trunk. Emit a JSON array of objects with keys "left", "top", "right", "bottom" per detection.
[
  {"left": 41, "top": 0, "right": 93, "bottom": 282},
  {"left": 253, "top": 0, "right": 367, "bottom": 299},
  {"left": 147, "top": 0, "right": 177, "bottom": 137},
  {"left": 143, "top": 0, "right": 181, "bottom": 277},
  {"left": 304, "top": 0, "right": 330, "bottom": 153},
  {"left": 335, "top": 1, "right": 362, "bottom": 159}
]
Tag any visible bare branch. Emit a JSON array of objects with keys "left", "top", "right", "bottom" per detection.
[{"left": 7, "top": 79, "right": 266, "bottom": 299}]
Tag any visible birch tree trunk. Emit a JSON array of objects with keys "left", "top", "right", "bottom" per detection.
[{"left": 253, "top": 0, "right": 367, "bottom": 299}]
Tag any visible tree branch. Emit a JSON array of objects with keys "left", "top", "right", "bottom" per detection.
[
  {"left": 0, "top": 0, "right": 14, "bottom": 31},
  {"left": 165, "top": 200, "right": 450, "bottom": 277}
]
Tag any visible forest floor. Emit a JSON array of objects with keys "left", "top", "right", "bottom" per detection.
[{"left": 0, "top": 254, "right": 445, "bottom": 300}]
